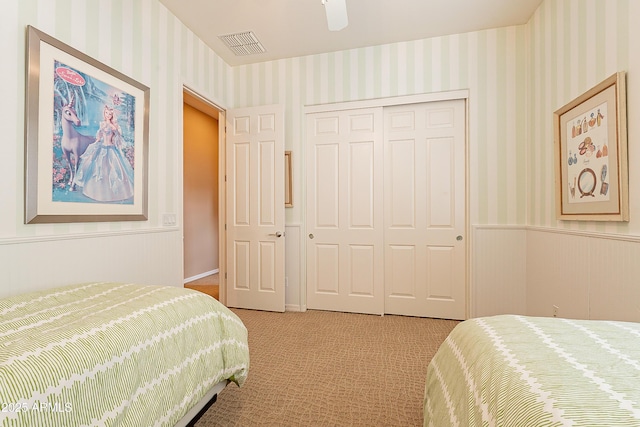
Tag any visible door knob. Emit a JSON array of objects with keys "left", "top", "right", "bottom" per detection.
[
  {"left": 309, "top": 233, "right": 314, "bottom": 239},
  {"left": 269, "top": 231, "right": 283, "bottom": 238},
  {"left": 456, "top": 235, "right": 463, "bottom": 241}
]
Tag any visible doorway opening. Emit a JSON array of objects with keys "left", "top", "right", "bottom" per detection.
[{"left": 182, "top": 89, "right": 223, "bottom": 300}]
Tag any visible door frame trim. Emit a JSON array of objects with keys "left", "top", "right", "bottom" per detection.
[
  {"left": 303, "top": 89, "right": 471, "bottom": 318},
  {"left": 305, "top": 89, "right": 469, "bottom": 113},
  {"left": 181, "top": 85, "right": 228, "bottom": 305}
]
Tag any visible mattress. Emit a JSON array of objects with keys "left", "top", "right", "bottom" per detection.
[
  {"left": 0, "top": 282, "right": 249, "bottom": 426},
  {"left": 424, "top": 314, "right": 640, "bottom": 426}
]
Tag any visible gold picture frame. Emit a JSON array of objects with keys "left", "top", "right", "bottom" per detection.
[
  {"left": 285, "top": 151, "right": 293, "bottom": 207},
  {"left": 25, "top": 26, "right": 150, "bottom": 223},
  {"left": 553, "top": 72, "right": 628, "bottom": 221}
]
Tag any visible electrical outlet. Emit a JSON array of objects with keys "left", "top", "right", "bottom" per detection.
[{"left": 553, "top": 305, "right": 559, "bottom": 317}]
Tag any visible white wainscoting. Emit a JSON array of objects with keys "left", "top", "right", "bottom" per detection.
[
  {"left": 0, "top": 228, "right": 183, "bottom": 299},
  {"left": 472, "top": 225, "right": 527, "bottom": 318},
  {"left": 287, "top": 224, "right": 640, "bottom": 320},
  {"left": 527, "top": 227, "right": 640, "bottom": 322},
  {"left": 285, "top": 224, "right": 303, "bottom": 311},
  {"left": 473, "top": 226, "right": 640, "bottom": 322}
]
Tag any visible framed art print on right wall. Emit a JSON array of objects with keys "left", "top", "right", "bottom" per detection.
[{"left": 553, "top": 72, "right": 628, "bottom": 221}]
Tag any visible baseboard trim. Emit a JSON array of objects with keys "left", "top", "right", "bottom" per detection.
[
  {"left": 184, "top": 269, "right": 219, "bottom": 284},
  {"left": 285, "top": 304, "right": 304, "bottom": 312}
]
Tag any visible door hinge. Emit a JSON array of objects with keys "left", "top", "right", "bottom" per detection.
[
  {"left": 225, "top": 272, "right": 227, "bottom": 279},
  {"left": 225, "top": 223, "right": 227, "bottom": 230}
]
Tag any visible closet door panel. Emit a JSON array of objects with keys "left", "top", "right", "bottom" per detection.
[
  {"left": 306, "top": 108, "right": 384, "bottom": 315},
  {"left": 384, "top": 100, "right": 466, "bottom": 320}
]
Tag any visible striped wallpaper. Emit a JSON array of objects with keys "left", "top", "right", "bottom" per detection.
[
  {"left": 1, "top": 0, "right": 638, "bottom": 300},
  {"left": 527, "top": 0, "right": 634, "bottom": 234},
  {"left": 2, "top": 0, "right": 233, "bottom": 239},
  {"left": 232, "top": 27, "right": 529, "bottom": 227},
  {"left": 231, "top": 0, "right": 637, "bottom": 235},
  {"left": 4, "top": 0, "right": 635, "bottom": 237}
]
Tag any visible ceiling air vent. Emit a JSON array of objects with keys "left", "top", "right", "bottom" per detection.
[{"left": 218, "top": 31, "right": 266, "bottom": 56}]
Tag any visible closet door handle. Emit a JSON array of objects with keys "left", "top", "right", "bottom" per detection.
[
  {"left": 269, "top": 231, "right": 284, "bottom": 238},
  {"left": 309, "top": 234, "right": 315, "bottom": 239}
]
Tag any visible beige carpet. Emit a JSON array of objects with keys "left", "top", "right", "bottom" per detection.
[{"left": 195, "top": 309, "right": 459, "bottom": 427}]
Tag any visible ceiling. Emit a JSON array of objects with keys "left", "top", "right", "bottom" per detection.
[{"left": 159, "top": 0, "right": 543, "bottom": 67}]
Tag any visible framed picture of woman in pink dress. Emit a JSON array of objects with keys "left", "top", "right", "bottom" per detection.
[{"left": 25, "top": 25, "right": 149, "bottom": 224}]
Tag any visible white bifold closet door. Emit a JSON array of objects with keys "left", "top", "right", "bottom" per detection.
[{"left": 306, "top": 99, "right": 466, "bottom": 320}]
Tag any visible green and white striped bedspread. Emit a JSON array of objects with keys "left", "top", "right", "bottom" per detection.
[
  {"left": 0, "top": 282, "right": 249, "bottom": 427},
  {"left": 424, "top": 315, "right": 640, "bottom": 426}
]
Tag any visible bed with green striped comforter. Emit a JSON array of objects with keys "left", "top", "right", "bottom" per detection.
[
  {"left": 0, "top": 282, "right": 249, "bottom": 427},
  {"left": 424, "top": 315, "right": 640, "bottom": 426}
]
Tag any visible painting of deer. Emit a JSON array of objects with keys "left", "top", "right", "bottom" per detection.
[{"left": 60, "top": 92, "right": 95, "bottom": 189}]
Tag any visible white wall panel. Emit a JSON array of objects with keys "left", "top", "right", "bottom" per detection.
[
  {"left": 472, "top": 226, "right": 527, "bottom": 317},
  {"left": 527, "top": 228, "right": 640, "bottom": 322},
  {"left": 589, "top": 238, "right": 640, "bottom": 322},
  {"left": 526, "top": 229, "right": 590, "bottom": 319},
  {"left": 0, "top": 230, "right": 182, "bottom": 299},
  {"left": 472, "top": 226, "right": 640, "bottom": 322}
]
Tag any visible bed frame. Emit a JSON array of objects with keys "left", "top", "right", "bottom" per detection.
[{"left": 176, "top": 380, "right": 228, "bottom": 427}]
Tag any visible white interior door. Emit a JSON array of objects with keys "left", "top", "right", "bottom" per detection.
[
  {"left": 226, "top": 105, "right": 285, "bottom": 312},
  {"left": 306, "top": 108, "right": 384, "bottom": 315},
  {"left": 383, "top": 100, "right": 466, "bottom": 319}
]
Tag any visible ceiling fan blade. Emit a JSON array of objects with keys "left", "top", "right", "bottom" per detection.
[{"left": 323, "top": 0, "right": 348, "bottom": 31}]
